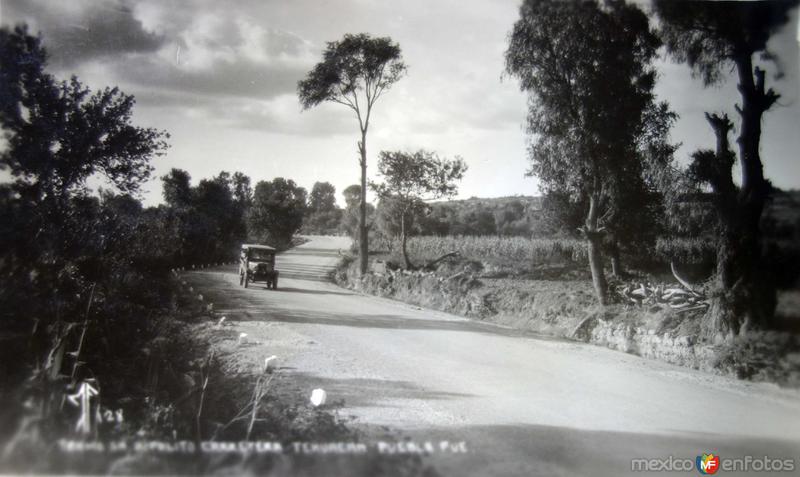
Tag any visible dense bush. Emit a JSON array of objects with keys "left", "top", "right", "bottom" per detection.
[
  {"left": 159, "top": 169, "right": 251, "bottom": 265},
  {"left": 248, "top": 178, "right": 307, "bottom": 248}
]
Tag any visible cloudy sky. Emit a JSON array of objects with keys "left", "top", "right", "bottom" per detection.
[{"left": 1, "top": 0, "right": 798, "bottom": 206}]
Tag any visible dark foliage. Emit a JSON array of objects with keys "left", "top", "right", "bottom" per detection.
[
  {"left": 159, "top": 169, "right": 251, "bottom": 265},
  {"left": 0, "top": 25, "right": 190, "bottom": 465},
  {"left": 248, "top": 178, "right": 307, "bottom": 248}
]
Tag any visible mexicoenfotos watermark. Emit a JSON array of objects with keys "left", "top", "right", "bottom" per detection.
[{"left": 631, "top": 453, "right": 796, "bottom": 474}]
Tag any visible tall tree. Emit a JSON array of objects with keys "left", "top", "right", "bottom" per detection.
[
  {"left": 371, "top": 150, "right": 467, "bottom": 268},
  {"left": 304, "top": 182, "right": 341, "bottom": 235},
  {"left": 308, "top": 181, "right": 338, "bottom": 213},
  {"left": 195, "top": 173, "right": 238, "bottom": 259},
  {"left": 298, "top": 33, "right": 406, "bottom": 275},
  {"left": 655, "top": 0, "right": 799, "bottom": 339},
  {"left": 247, "top": 178, "right": 307, "bottom": 248},
  {"left": 230, "top": 171, "right": 253, "bottom": 244},
  {"left": 342, "top": 184, "right": 362, "bottom": 210},
  {"left": 504, "top": 0, "right": 670, "bottom": 304},
  {"left": 161, "top": 168, "right": 192, "bottom": 207},
  {"left": 231, "top": 172, "right": 253, "bottom": 208}
]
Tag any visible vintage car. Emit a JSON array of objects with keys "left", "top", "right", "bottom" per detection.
[{"left": 239, "top": 244, "right": 279, "bottom": 289}]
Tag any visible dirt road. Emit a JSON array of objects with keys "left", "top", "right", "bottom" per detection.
[{"left": 185, "top": 236, "right": 800, "bottom": 476}]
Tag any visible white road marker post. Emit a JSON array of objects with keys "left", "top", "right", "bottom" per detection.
[
  {"left": 310, "top": 388, "right": 327, "bottom": 407},
  {"left": 264, "top": 355, "right": 277, "bottom": 373}
]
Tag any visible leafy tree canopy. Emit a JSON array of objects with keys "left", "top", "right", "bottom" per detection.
[
  {"left": 162, "top": 168, "right": 192, "bottom": 207},
  {"left": 298, "top": 33, "right": 406, "bottom": 125},
  {"left": 371, "top": 150, "right": 467, "bottom": 267},
  {"left": 308, "top": 181, "right": 338, "bottom": 213},
  {"left": 247, "top": 178, "right": 307, "bottom": 248},
  {"left": 0, "top": 25, "right": 169, "bottom": 201},
  {"left": 655, "top": 0, "right": 799, "bottom": 85},
  {"left": 371, "top": 150, "right": 467, "bottom": 204},
  {"left": 505, "top": 0, "right": 664, "bottom": 198},
  {"left": 231, "top": 172, "right": 253, "bottom": 207},
  {"left": 342, "top": 184, "right": 363, "bottom": 209}
]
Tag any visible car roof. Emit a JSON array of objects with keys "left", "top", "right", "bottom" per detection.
[{"left": 241, "top": 244, "right": 276, "bottom": 251}]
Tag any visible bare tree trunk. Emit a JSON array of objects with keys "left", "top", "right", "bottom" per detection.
[
  {"left": 584, "top": 192, "right": 607, "bottom": 305},
  {"left": 724, "top": 62, "right": 776, "bottom": 334},
  {"left": 700, "top": 61, "right": 778, "bottom": 341},
  {"left": 700, "top": 113, "right": 741, "bottom": 340},
  {"left": 400, "top": 210, "right": 411, "bottom": 269},
  {"left": 358, "top": 130, "right": 369, "bottom": 276}
]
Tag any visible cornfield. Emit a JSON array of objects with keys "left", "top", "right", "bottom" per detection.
[
  {"left": 655, "top": 237, "right": 716, "bottom": 264},
  {"left": 393, "top": 235, "right": 720, "bottom": 268},
  {"left": 402, "top": 235, "right": 588, "bottom": 265}
]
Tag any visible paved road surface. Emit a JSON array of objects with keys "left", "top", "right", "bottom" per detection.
[{"left": 186, "top": 236, "right": 800, "bottom": 476}]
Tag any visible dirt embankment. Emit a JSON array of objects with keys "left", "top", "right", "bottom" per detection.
[{"left": 334, "top": 257, "right": 800, "bottom": 387}]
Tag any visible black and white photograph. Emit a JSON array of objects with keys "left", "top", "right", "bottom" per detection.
[{"left": 0, "top": 0, "right": 799, "bottom": 475}]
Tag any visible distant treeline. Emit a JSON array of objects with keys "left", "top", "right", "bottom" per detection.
[{"left": 301, "top": 187, "right": 800, "bottom": 272}]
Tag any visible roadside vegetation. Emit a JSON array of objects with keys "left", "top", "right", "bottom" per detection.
[{"left": 0, "top": 25, "right": 431, "bottom": 475}]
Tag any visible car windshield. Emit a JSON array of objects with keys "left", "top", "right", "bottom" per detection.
[{"left": 248, "top": 249, "right": 274, "bottom": 261}]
